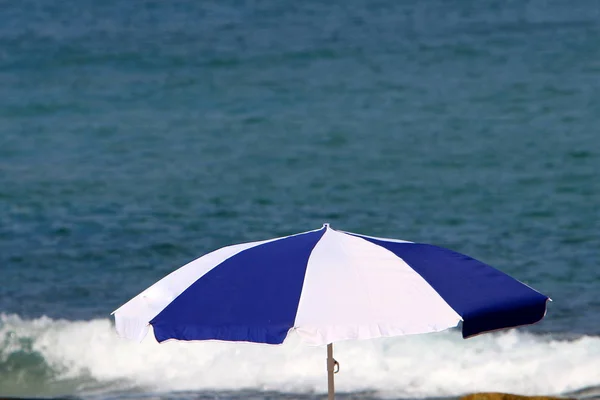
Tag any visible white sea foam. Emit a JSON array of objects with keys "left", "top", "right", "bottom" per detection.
[{"left": 1, "top": 313, "right": 599, "bottom": 398}]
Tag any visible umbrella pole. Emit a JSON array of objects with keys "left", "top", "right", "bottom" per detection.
[{"left": 327, "top": 343, "right": 335, "bottom": 400}]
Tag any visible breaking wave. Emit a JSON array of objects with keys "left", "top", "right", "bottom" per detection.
[{"left": 1, "top": 313, "right": 599, "bottom": 398}]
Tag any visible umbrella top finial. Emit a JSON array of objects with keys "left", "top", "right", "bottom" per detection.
[{"left": 322, "top": 223, "right": 330, "bottom": 229}]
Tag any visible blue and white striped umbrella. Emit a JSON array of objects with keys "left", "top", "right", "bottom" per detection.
[{"left": 113, "top": 224, "right": 549, "bottom": 346}]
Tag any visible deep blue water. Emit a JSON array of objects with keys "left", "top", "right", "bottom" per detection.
[{"left": 1, "top": 0, "right": 599, "bottom": 399}]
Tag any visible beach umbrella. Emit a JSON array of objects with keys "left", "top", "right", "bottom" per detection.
[{"left": 112, "top": 224, "right": 549, "bottom": 399}]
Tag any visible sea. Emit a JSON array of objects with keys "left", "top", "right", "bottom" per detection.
[{"left": 1, "top": 0, "right": 599, "bottom": 399}]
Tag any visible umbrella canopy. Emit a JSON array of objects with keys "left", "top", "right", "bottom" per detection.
[{"left": 113, "top": 224, "right": 549, "bottom": 346}]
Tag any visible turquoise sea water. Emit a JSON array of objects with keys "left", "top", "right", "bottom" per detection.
[{"left": 1, "top": 0, "right": 599, "bottom": 399}]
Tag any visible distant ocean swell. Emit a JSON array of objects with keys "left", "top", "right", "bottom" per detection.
[{"left": 1, "top": 314, "right": 599, "bottom": 399}]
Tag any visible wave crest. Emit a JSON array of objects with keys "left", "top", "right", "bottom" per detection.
[{"left": 1, "top": 313, "right": 599, "bottom": 398}]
